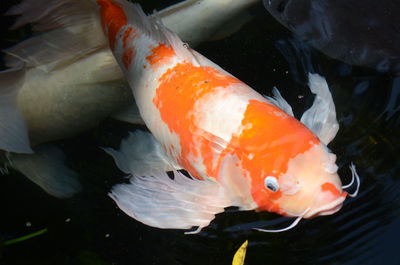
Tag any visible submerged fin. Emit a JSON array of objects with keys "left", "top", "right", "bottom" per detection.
[
  {"left": 0, "top": 62, "right": 32, "bottom": 153},
  {"left": 109, "top": 170, "right": 231, "bottom": 231},
  {"left": 111, "top": 102, "right": 145, "bottom": 125},
  {"left": 301, "top": 73, "right": 339, "bottom": 145},
  {"left": 5, "top": 0, "right": 106, "bottom": 71},
  {"left": 103, "top": 130, "right": 179, "bottom": 175},
  {"left": 8, "top": 144, "right": 81, "bottom": 198},
  {"left": 265, "top": 87, "right": 294, "bottom": 117}
]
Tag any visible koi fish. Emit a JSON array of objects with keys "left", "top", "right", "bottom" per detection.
[
  {"left": 98, "top": 0, "right": 360, "bottom": 232},
  {"left": 0, "top": 0, "right": 259, "bottom": 198}
]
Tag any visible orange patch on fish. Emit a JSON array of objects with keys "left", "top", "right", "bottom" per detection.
[
  {"left": 121, "top": 27, "right": 138, "bottom": 69},
  {"left": 96, "top": 0, "right": 127, "bottom": 51},
  {"left": 230, "top": 100, "right": 319, "bottom": 210},
  {"left": 122, "top": 26, "right": 134, "bottom": 45},
  {"left": 321, "top": 182, "right": 341, "bottom": 197},
  {"left": 264, "top": 202, "right": 284, "bottom": 214},
  {"left": 146, "top": 44, "right": 176, "bottom": 68},
  {"left": 122, "top": 49, "right": 135, "bottom": 69},
  {"left": 153, "top": 62, "right": 241, "bottom": 179}
]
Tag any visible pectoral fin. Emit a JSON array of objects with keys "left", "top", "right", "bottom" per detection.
[
  {"left": 103, "top": 130, "right": 179, "bottom": 175},
  {"left": 109, "top": 170, "right": 231, "bottom": 232},
  {"left": 265, "top": 87, "right": 294, "bottom": 117},
  {"left": 301, "top": 73, "right": 339, "bottom": 145},
  {"left": 106, "top": 130, "right": 231, "bottom": 232}
]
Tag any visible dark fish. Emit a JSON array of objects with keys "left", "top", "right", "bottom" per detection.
[{"left": 263, "top": 0, "right": 400, "bottom": 73}]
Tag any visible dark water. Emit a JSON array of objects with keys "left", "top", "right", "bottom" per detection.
[{"left": 1, "top": 1, "right": 400, "bottom": 264}]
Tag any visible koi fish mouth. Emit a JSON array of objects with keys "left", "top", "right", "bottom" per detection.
[
  {"left": 317, "top": 198, "right": 344, "bottom": 216},
  {"left": 303, "top": 194, "right": 346, "bottom": 218},
  {"left": 304, "top": 163, "right": 360, "bottom": 218}
]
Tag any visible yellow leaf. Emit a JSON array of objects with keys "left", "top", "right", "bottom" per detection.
[{"left": 232, "top": 240, "right": 248, "bottom": 265}]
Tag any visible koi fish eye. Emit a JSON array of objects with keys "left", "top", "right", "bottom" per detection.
[{"left": 264, "top": 176, "right": 279, "bottom": 192}]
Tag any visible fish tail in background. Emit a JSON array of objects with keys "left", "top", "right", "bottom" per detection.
[
  {"left": 0, "top": 61, "right": 32, "bottom": 153},
  {"left": 4, "top": 0, "right": 107, "bottom": 72},
  {"left": 7, "top": 144, "right": 81, "bottom": 198}
]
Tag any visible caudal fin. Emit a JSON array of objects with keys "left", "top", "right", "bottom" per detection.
[{"left": 0, "top": 62, "right": 32, "bottom": 153}]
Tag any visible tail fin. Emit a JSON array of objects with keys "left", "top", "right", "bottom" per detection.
[
  {"left": 0, "top": 62, "right": 32, "bottom": 153},
  {"left": 4, "top": 0, "right": 106, "bottom": 72},
  {"left": 8, "top": 144, "right": 81, "bottom": 198}
]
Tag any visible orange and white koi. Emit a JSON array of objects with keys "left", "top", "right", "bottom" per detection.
[{"left": 99, "top": 0, "right": 360, "bottom": 232}]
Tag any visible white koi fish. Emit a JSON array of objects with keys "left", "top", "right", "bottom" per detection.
[{"left": 96, "top": 0, "right": 360, "bottom": 232}]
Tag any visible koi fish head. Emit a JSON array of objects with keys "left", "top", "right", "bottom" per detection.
[
  {"left": 256, "top": 143, "right": 347, "bottom": 219},
  {"left": 225, "top": 100, "right": 354, "bottom": 220}
]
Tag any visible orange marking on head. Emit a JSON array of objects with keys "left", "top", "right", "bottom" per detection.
[
  {"left": 153, "top": 62, "right": 241, "bottom": 179},
  {"left": 321, "top": 182, "right": 341, "bottom": 197},
  {"left": 96, "top": 0, "right": 127, "bottom": 51},
  {"left": 264, "top": 202, "right": 284, "bottom": 214},
  {"left": 146, "top": 44, "right": 176, "bottom": 68},
  {"left": 227, "top": 100, "right": 319, "bottom": 212}
]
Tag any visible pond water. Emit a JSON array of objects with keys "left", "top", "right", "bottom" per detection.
[{"left": 1, "top": 1, "right": 399, "bottom": 264}]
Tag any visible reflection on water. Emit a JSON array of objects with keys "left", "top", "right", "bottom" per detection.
[{"left": 1, "top": 0, "right": 400, "bottom": 265}]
